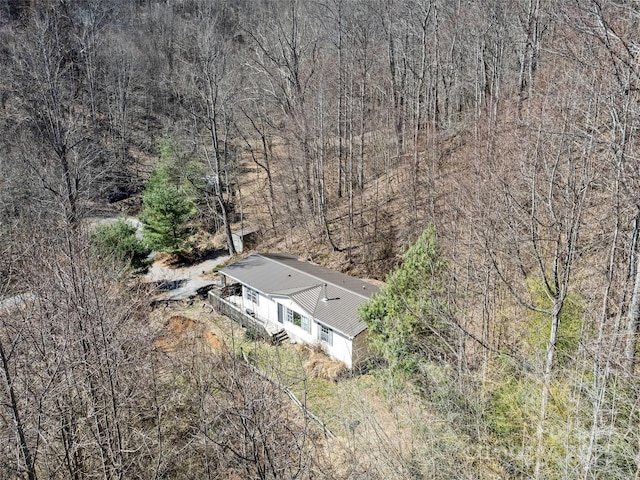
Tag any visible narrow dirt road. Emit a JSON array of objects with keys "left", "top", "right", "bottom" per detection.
[
  {"left": 144, "top": 253, "right": 230, "bottom": 301},
  {"left": 89, "top": 213, "right": 230, "bottom": 301}
]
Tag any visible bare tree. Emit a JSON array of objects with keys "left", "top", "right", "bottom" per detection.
[
  {"left": 6, "top": 2, "right": 110, "bottom": 226},
  {"left": 0, "top": 222, "right": 158, "bottom": 479},
  {"left": 170, "top": 1, "right": 242, "bottom": 254}
]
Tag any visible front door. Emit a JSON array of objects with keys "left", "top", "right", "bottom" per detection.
[{"left": 277, "top": 303, "right": 284, "bottom": 323}]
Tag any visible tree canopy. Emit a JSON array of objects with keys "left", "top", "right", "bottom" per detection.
[
  {"left": 4, "top": 0, "right": 640, "bottom": 476},
  {"left": 139, "top": 161, "right": 195, "bottom": 252},
  {"left": 90, "top": 218, "right": 151, "bottom": 272},
  {"left": 360, "top": 226, "right": 458, "bottom": 377}
]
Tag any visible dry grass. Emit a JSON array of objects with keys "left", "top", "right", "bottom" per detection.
[
  {"left": 303, "top": 346, "right": 347, "bottom": 381},
  {"left": 150, "top": 305, "right": 485, "bottom": 478}
]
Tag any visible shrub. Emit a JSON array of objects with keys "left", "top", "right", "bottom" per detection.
[{"left": 91, "top": 219, "right": 151, "bottom": 272}]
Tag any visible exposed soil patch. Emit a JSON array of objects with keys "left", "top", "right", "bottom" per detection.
[
  {"left": 204, "top": 329, "right": 223, "bottom": 350},
  {"left": 155, "top": 315, "right": 224, "bottom": 353},
  {"left": 167, "top": 315, "right": 195, "bottom": 334}
]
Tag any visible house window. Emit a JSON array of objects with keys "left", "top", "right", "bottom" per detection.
[
  {"left": 318, "top": 323, "right": 333, "bottom": 346},
  {"left": 300, "top": 315, "right": 311, "bottom": 334},
  {"left": 286, "top": 308, "right": 311, "bottom": 333},
  {"left": 245, "top": 288, "right": 259, "bottom": 305}
]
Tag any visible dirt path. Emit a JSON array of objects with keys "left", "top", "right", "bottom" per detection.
[
  {"left": 145, "top": 253, "right": 230, "bottom": 301},
  {"left": 89, "top": 212, "right": 230, "bottom": 301}
]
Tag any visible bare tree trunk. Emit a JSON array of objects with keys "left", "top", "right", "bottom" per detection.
[
  {"left": 584, "top": 172, "right": 627, "bottom": 479},
  {"left": 336, "top": 0, "right": 345, "bottom": 199},
  {"left": 239, "top": 107, "right": 278, "bottom": 233},
  {"left": 517, "top": 0, "right": 543, "bottom": 111},
  {"left": 625, "top": 210, "right": 640, "bottom": 372},
  {"left": 0, "top": 336, "right": 37, "bottom": 480},
  {"left": 534, "top": 288, "right": 565, "bottom": 480},
  {"left": 386, "top": 4, "right": 405, "bottom": 155}
]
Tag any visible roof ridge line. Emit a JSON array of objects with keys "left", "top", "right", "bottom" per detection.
[
  {"left": 293, "top": 283, "right": 324, "bottom": 295},
  {"left": 259, "top": 253, "right": 373, "bottom": 300}
]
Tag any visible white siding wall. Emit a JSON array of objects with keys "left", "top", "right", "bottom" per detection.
[
  {"left": 318, "top": 327, "right": 354, "bottom": 368},
  {"left": 277, "top": 298, "right": 356, "bottom": 368},
  {"left": 272, "top": 297, "right": 316, "bottom": 344},
  {"left": 242, "top": 290, "right": 357, "bottom": 368},
  {"left": 241, "top": 286, "right": 275, "bottom": 322}
]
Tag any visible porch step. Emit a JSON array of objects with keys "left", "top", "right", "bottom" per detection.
[{"left": 271, "top": 329, "right": 289, "bottom": 345}]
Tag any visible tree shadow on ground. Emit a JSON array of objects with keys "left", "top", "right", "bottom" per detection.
[{"left": 165, "top": 247, "right": 228, "bottom": 268}]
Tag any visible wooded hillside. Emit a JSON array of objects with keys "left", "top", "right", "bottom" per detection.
[{"left": 1, "top": 0, "right": 640, "bottom": 478}]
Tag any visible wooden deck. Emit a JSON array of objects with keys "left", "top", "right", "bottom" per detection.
[{"left": 207, "top": 289, "right": 287, "bottom": 344}]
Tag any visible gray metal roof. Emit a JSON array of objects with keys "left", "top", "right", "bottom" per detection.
[{"left": 219, "top": 253, "right": 379, "bottom": 338}]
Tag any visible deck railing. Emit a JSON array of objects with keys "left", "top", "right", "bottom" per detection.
[{"left": 207, "top": 288, "right": 272, "bottom": 341}]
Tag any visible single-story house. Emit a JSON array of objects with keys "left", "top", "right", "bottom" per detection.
[{"left": 211, "top": 253, "right": 379, "bottom": 368}]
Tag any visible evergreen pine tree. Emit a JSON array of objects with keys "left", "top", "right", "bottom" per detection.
[
  {"left": 139, "top": 160, "right": 194, "bottom": 252},
  {"left": 359, "top": 226, "right": 458, "bottom": 376}
]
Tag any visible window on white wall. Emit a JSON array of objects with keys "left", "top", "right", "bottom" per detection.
[
  {"left": 300, "top": 315, "right": 311, "bottom": 334},
  {"left": 286, "top": 308, "right": 295, "bottom": 324},
  {"left": 318, "top": 323, "right": 333, "bottom": 346},
  {"left": 245, "top": 288, "right": 259, "bottom": 305},
  {"left": 286, "top": 308, "right": 311, "bottom": 333}
]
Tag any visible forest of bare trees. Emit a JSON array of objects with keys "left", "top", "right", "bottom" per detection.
[{"left": 2, "top": 0, "right": 640, "bottom": 478}]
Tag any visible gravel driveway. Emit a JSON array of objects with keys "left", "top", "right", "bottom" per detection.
[
  {"left": 89, "top": 214, "right": 230, "bottom": 301},
  {"left": 145, "top": 253, "right": 230, "bottom": 301}
]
